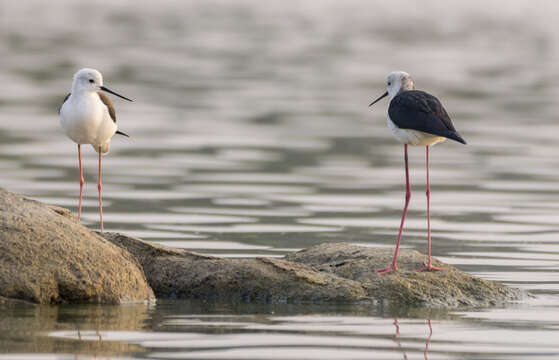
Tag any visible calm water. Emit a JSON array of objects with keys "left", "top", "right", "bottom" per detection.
[{"left": 1, "top": 0, "right": 559, "bottom": 358}]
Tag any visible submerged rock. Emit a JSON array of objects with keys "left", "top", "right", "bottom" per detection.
[
  {"left": 102, "top": 233, "right": 524, "bottom": 306},
  {"left": 0, "top": 295, "right": 34, "bottom": 307},
  {"left": 0, "top": 189, "right": 155, "bottom": 304}
]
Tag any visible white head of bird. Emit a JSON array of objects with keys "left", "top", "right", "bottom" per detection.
[
  {"left": 370, "top": 71, "right": 415, "bottom": 106},
  {"left": 71, "top": 68, "right": 132, "bottom": 101},
  {"left": 386, "top": 71, "right": 414, "bottom": 99},
  {"left": 71, "top": 68, "right": 104, "bottom": 93}
]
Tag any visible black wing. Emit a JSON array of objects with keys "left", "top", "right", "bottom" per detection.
[
  {"left": 388, "top": 90, "right": 466, "bottom": 144},
  {"left": 58, "top": 93, "right": 71, "bottom": 114}
]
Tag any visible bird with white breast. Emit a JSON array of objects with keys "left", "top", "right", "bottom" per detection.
[
  {"left": 369, "top": 71, "right": 466, "bottom": 274},
  {"left": 59, "top": 68, "right": 132, "bottom": 232}
]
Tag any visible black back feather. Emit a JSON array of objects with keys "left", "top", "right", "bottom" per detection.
[{"left": 388, "top": 90, "right": 466, "bottom": 144}]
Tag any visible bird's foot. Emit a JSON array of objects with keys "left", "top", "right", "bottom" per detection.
[
  {"left": 375, "top": 265, "right": 397, "bottom": 275},
  {"left": 415, "top": 262, "right": 444, "bottom": 272}
]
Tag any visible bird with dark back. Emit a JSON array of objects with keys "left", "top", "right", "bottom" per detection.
[{"left": 370, "top": 71, "right": 466, "bottom": 274}]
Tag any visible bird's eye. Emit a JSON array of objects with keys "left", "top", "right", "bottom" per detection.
[
  {"left": 387, "top": 82, "right": 391, "bottom": 86},
  {"left": 89, "top": 79, "right": 94, "bottom": 83}
]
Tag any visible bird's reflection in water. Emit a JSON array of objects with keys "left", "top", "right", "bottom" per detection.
[
  {"left": 392, "top": 318, "right": 408, "bottom": 360},
  {"left": 74, "top": 324, "right": 103, "bottom": 342},
  {"left": 391, "top": 318, "right": 434, "bottom": 360},
  {"left": 424, "top": 319, "right": 433, "bottom": 360}
]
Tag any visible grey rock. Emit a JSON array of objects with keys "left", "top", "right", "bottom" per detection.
[
  {"left": 286, "top": 243, "right": 525, "bottom": 306},
  {"left": 102, "top": 233, "right": 525, "bottom": 306},
  {"left": 102, "top": 233, "right": 368, "bottom": 303},
  {"left": 0, "top": 187, "right": 523, "bottom": 307},
  {"left": 0, "top": 188, "right": 155, "bottom": 304}
]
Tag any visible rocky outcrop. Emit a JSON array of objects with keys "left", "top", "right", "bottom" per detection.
[
  {"left": 0, "top": 188, "right": 524, "bottom": 307},
  {"left": 285, "top": 243, "right": 523, "bottom": 306},
  {"left": 102, "top": 233, "right": 525, "bottom": 306},
  {"left": 101, "top": 233, "right": 368, "bottom": 303},
  {"left": 0, "top": 189, "right": 155, "bottom": 304}
]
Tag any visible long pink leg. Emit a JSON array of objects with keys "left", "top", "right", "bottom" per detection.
[
  {"left": 376, "top": 144, "right": 411, "bottom": 274},
  {"left": 98, "top": 147, "right": 104, "bottom": 232},
  {"left": 416, "top": 146, "right": 443, "bottom": 271},
  {"left": 77, "top": 144, "right": 84, "bottom": 221}
]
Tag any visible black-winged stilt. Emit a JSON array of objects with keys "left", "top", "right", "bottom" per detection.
[
  {"left": 370, "top": 71, "right": 466, "bottom": 274},
  {"left": 59, "top": 68, "right": 132, "bottom": 232}
]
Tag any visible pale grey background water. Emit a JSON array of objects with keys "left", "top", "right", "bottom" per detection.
[{"left": 1, "top": 0, "right": 559, "bottom": 358}]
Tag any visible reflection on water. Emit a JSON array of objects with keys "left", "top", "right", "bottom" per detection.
[
  {"left": 1, "top": 0, "right": 559, "bottom": 358},
  {"left": 2, "top": 300, "right": 559, "bottom": 360}
]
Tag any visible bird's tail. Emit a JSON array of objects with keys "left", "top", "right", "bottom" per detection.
[
  {"left": 116, "top": 130, "right": 130, "bottom": 137},
  {"left": 447, "top": 131, "right": 467, "bottom": 144}
]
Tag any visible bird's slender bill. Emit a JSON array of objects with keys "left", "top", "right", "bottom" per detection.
[
  {"left": 369, "top": 91, "right": 388, "bottom": 106},
  {"left": 99, "top": 86, "right": 133, "bottom": 102}
]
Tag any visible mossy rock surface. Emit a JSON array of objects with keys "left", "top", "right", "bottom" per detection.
[
  {"left": 103, "top": 233, "right": 525, "bottom": 307},
  {"left": 0, "top": 189, "right": 155, "bottom": 304},
  {"left": 285, "top": 243, "right": 524, "bottom": 306}
]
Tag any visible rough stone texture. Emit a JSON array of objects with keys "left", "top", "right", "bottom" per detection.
[
  {"left": 102, "top": 233, "right": 368, "bottom": 303},
  {"left": 285, "top": 243, "right": 525, "bottom": 306},
  {"left": 0, "top": 188, "right": 524, "bottom": 307},
  {"left": 102, "top": 233, "right": 525, "bottom": 306},
  {"left": 0, "top": 188, "right": 155, "bottom": 304}
]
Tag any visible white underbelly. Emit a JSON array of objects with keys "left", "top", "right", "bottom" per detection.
[
  {"left": 60, "top": 97, "right": 117, "bottom": 152},
  {"left": 387, "top": 116, "right": 446, "bottom": 146}
]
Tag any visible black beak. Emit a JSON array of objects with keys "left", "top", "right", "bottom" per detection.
[
  {"left": 369, "top": 91, "right": 388, "bottom": 106},
  {"left": 99, "top": 86, "right": 133, "bottom": 102}
]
